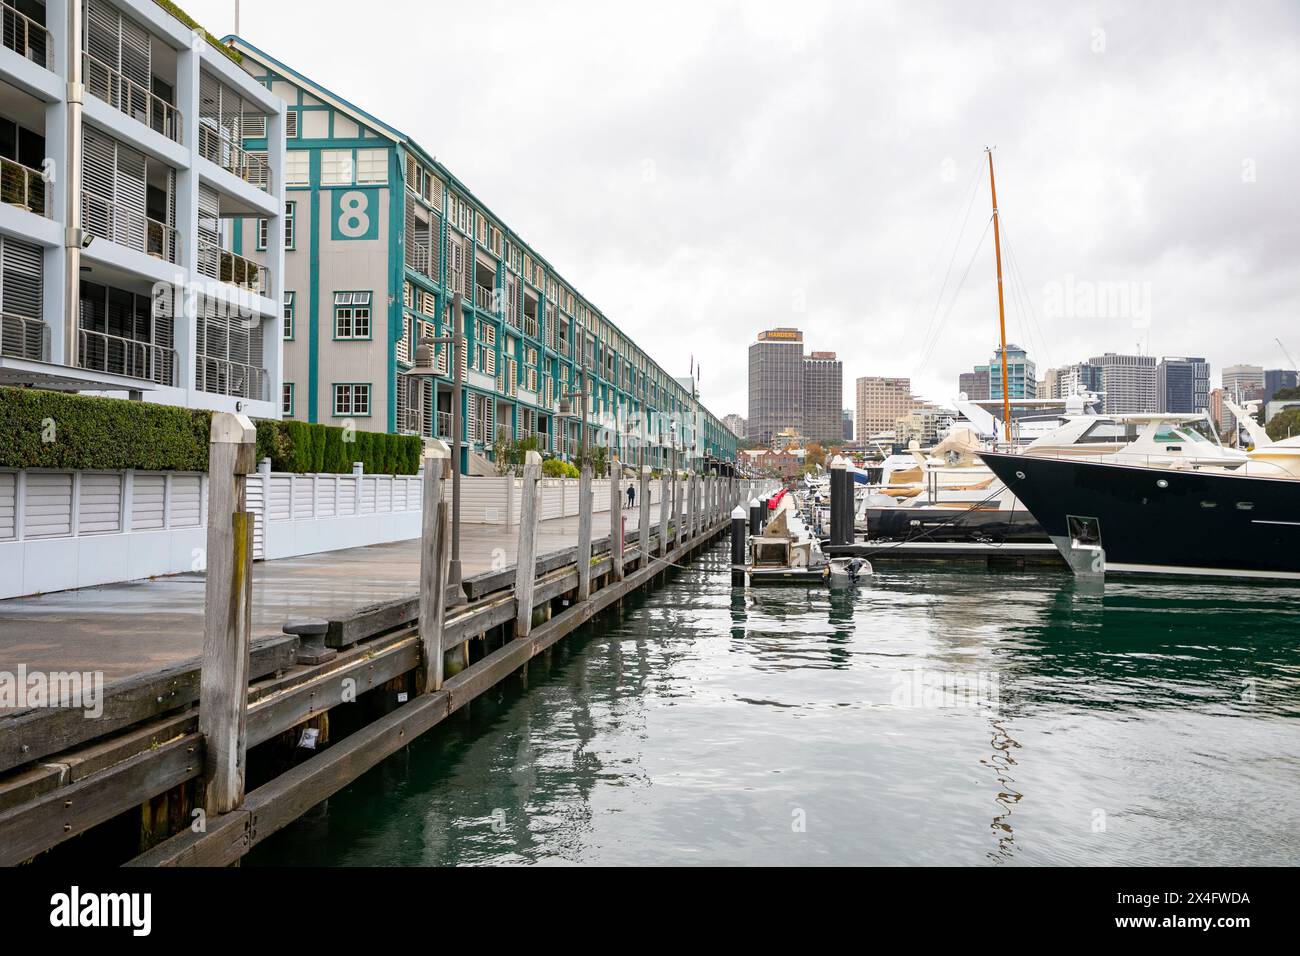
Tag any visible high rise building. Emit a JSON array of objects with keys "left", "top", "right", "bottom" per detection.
[
  {"left": 987, "top": 344, "right": 1036, "bottom": 400},
  {"left": 1222, "top": 364, "right": 1265, "bottom": 399},
  {"left": 228, "top": 37, "right": 734, "bottom": 471},
  {"left": 958, "top": 369, "right": 989, "bottom": 400},
  {"left": 1089, "top": 353, "right": 1158, "bottom": 414},
  {"left": 1264, "top": 369, "right": 1298, "bottom": 402},
  {"left": 747, "top": 328, "right": 804, "bottom": 444},
  {"left": 856, "top": 376, "right": 914, "bottom": 440},
  {"left": 0, "top": 1, "right": 288, "bottom": 418},
  {"left": 1054, "top": 362, "right": 1104, "bottom": 399},
  {"left": 722, "top": 414, "right": 746, "bottom": 439},
  {"left": 802, "top": 351, "right": 843, "bottom": 443},
  {"left": 842, "top": 409, "right": 854, "bottom": 441},
  {"left": 1157, "top": 357, "right": 1210, "bottom": 414}
]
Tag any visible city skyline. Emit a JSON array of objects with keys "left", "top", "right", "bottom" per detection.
[{"left": 180, "top": 0, "right": 1300, "bottom": 421}]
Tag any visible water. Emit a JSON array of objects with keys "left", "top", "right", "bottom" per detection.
[{"left": 250, "top": 545, "right": 1300, "bottom": 866}]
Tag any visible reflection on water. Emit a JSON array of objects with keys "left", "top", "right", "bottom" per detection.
[{"left": 250, "top": 544, "right": 1300, "bottom": 867}]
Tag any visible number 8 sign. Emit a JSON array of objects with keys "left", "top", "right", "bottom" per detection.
[{"left": 332, "top": 188, "right": 379, "bottom": 240}]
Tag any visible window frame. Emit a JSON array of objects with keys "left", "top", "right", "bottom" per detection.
[
  {"left": 332, "top": 290, "right": 373, "bottom": 341},
  {"left": 283, "top": 291, "right": 295, "bottom": 340},
  {"left": 282, "top": 382, "right": 295, "bottom": 417},
  {"left": 332, "top": 382, "right": 372, "bottom": 418}
]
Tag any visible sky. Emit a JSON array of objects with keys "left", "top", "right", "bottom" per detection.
[{"left": 187, "top": 0, "right": 1299, "bottom": 419}]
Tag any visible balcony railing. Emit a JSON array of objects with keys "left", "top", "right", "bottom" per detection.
[
  {"left": 406, "top": 238, "right": 432, "bottom": 278},
  {"left": 475, "top": 284, "right": 494, "bottom": 311},
  {"left": 0, "top": 311, "right": 45, "bottom": 360},
  {"left": 197, "top": 122, "right": 271, "bottom": 190},
  {"left": 2, "top": 1, "right": 51, "bottom": 69},
  {"left": 83, "top": 51, "right": 183, "bottom": 144},
  {"left": 197, "top": 238, "right": 269, "bottom": 296},
  {"left": 79, "top": 328, "right": 176, "bottom": 385},
  {"left": 436, "top": 410, "right": 452, "bottom": 439},
  {"left": 0, "top": 155, "right": 48, "bottom": 216},
  {"left": 195, "top": 354, "right": 268, "bottom": 401},
  {"left": 82, "top": 191, "right": 180, "bottom": 263}
]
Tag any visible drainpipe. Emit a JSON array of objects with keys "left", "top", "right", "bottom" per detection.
[{"left": 64, "top": 0, "right": 84, "bottom": 369}]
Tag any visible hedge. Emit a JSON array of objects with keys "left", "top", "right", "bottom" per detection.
[
  {"left": 1, "top": 387, "right": 422, "bottom": 475},
  {"left": 0, "top": 387, "right": 210, "bottom": 471}
]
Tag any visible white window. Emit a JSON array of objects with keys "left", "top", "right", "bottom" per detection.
[
  {"left": 356, "top": 148, "right": 388, "bottom": 184},
  {"left": 284, "top": 200, "right": 296, "bottom": 248},
  {"left": 285, "top": 151, "right": 309, "bottom": 186},
  {"left": 321, "top": 149, "right": 353, "bottom": 185},
  {"left": 333, "top": 383, "right": 370, "bottom": 416},
  {"left": 282, "top": 383, "right": 294, "bottom": 416},
  {"left": 285, "top": 110, "right": 298, "bottom": 139},
  {"left": 334, "top": 291, "right": 372, "bottom": 339},
  {"left": 283, "top": 291, "right": 295, "bottom": 339}
]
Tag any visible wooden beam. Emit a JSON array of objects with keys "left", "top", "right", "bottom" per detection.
[
  {"left": 417, "top": 442, "right": 451, "bottom": 693},
  {"left": 577, "top": 463, "right": 593, "bottom": 601},
  {"left": 513, "top": 451, "right": 543, "bottom": 638}
]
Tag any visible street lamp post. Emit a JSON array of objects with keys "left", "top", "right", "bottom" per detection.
[{"left": 409, "top": 291, "right": 467, "bottom": 604}]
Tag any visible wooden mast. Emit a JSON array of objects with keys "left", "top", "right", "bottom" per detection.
[{"left": 986, "top": 147, "right": 1013, "bottom": 443}]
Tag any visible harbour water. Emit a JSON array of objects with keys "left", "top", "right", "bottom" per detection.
[{"left": 251, "top": 544, "right": 1300, "bottom": 866}]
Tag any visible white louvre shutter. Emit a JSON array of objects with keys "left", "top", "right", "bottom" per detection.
[
  {"left": 25, "top": 473, "right": 73, "bottom": 538},
  {"left": 114, "top": 140, "right": 147, "bottom": 250},
  {"left": 78, "top": 473, "right": 123, "bottom": 534}
]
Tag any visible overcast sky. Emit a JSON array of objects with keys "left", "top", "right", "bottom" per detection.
[{"left": 190, "top": 0, "right": 1299, "bottom": 418}]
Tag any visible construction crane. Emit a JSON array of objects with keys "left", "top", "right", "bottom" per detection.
[{"left": 1277, "top": 338, "right": 1298, "bottom": 373}]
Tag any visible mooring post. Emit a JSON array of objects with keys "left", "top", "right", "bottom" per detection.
[
  {"left": 513, "top": 450, "right": 543, "bottom": 639},
  {"left": 198, "top": 411, "right": 257, "bottom": 815},
  {"left": 674, "top": 469, "right": 683, "bottom": 548},
  {"left": 830, "top": 455, "right": 852, "bottom": 547},
  {"left": 577, "top": 462, "right": 593, "bottom": 601},
  {"left": 639, "top": 465, "right": 651, "bottom": 569},
  {"left": 731, "top": 505, "right": 747, "bottom": 586},
  {"left": 749, "top": 497, "right": 762, "bottom": 536},
  {"left": 658, "top": 471, "right": 670, "bottom": 557},
  {"left": 610, "top": 453, "right": 625, "bottom": 581},
  {"left": 686, "top": 471, "right": 696, "bottom": 540},
  {"left": 418, "top": 440, "right": 452, "bottom": 693}
]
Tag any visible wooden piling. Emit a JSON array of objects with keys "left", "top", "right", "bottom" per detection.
[
  {"left": 577, "top": 462, "right": 593, "bottom": 601},
  {"left": 610, "top": 454, "right": 624, "bottom": 582},
  {"left": 658, "top": 473, "right": 670, "bottom": 558},
  {"left": 418, "top": 440, "right": 452, "bottom": 693},
  {"left": 513, "top": 451, "right": 543, "bottom": 639},
  {"left": 638, "top": 465, "right": 651, "bottom": 569},
  {"left": 198, "top": 412, "right": 257, "bottom": 815}
]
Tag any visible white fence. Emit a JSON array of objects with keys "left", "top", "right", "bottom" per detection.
[{"left": 0, "top": 467, "right": 766, "bottom": 599}]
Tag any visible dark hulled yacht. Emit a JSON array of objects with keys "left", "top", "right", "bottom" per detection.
[{"left": 979, "top": 451, "right": 1300, "bottom": 581}]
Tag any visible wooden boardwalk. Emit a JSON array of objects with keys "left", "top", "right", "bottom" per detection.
[{"left": 0, "top": 499, "right": 679, "bottom": 682}]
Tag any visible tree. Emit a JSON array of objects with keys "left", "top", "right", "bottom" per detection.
[
  {"left": 804, "top": 443, "right": 827, "bottom": 470},
  {"left": 1265, "top": 408, "right": 1300, "bottom": 441}
]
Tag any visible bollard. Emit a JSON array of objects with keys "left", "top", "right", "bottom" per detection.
[
  {"left": 658, "top": 472, "right": 671, "bottom": 557},
  {"left": 513, "top": 450, "right": 543, "bottom": 638},
  {"left": 730, "top": 505, "right": 747, "bottom": 586},
  {"left": 418, "top": 440, "right": 452, "bottom": 692},
  {"left": 830, "top": 455, "right": 852, "bottom": 547},
  {"left": 198, "top": 412, "right": 257, "bottom": 815},
  {"left": 639, "top": 465, "right": 651, "bottom": 569},
  {"left": 749, "top": 497, "right": 762, "bottom": 536}
]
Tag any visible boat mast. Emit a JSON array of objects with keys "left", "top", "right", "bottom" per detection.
[{"left": 986, "top": 147, "right": 1013, "bottom": 443}]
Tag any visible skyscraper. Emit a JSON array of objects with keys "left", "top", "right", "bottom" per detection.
[
  {"left": 1264, "top": 369, "right": 1298, "bottom": 402},
  {"left": 958, "top": 369, "right": 990, "bottom": 400},
  {"left": 842, "top": 409, "right": 854, "bottom": 441},
  {"left": 747, "top": 328, "right": 804, "bottom": 444},
  {"left": 987, "top": 344, "right": 1036, "bottom": 400},
  {"left": 1089, "top": 353, "right": 1158, "bottom": 414},
  {"left": 1157, "top": 357, "right": 1210, "bottom": 414},
  {"left": 802, "top": 351, "right": 843, "bottom": 443},
  {"left": 1222, "top": 364, "right": 1265, "bottom": 399},
  {"left": 856, "top": 376, "right": 914, "bottom": 440}
]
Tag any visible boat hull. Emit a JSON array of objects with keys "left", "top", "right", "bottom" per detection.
[
  {"left": 979, "top": 452, "right": 1300, "bottom": 580},
  {"left": 862, "top": 505, "right": 1044, "bottom": 543}
]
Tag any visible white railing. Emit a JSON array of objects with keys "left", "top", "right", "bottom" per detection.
[
  {"left": 197, "top": 122, "right": 271, "bottom": 190},
  {"left": 195, "top": 354, "right": 268, "bottom": 401},
  {"left": 0, "top": 310, "right": 44, "bottom": 360},
  {"left": 0, "top": 155, "right": 48, "bottom": 216},
  {"left": 2, "top": 1, "right": 51, "bottom": 69},
  {"left": 83, "top": 50, "right": 183, "bottom": 143},
  {"left": 81, "top": 190, "right": 180, "bottom": 263},
  {"left": 196, "top": 237, "right": 269, "bottom": 295},
  {"left": 78, "top": 327, "right": 177, "bottom": 385},
  {"left": 406, "top": 238, "right": 432, "bottom": 277},
  {"left": 475, "top": 284, "right": 494, "bottom": 311}
]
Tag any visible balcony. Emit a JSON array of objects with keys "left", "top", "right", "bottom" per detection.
[
  {"left": 406, "top": 238, "right": 432, "bottom": 279},
  {"left": 197, "top": 238, "right": 269, "bottom": 295},
  {"left": 82, "top": 190, "right": 180, "bottom": 263},
  {"left": 83, "top": 51, "right": 183, "bottom": 144},
  {"left": 436, "top": 410, "right": 451, "bottom": 439},
  {"left": 0, "top": 154, "right": 47, "bottom": 216},
  {"left": 79, "top": 327, "right": 176, "bottom": 385},
  {"left": 2, "top": 1, "right": 50, "bottom": 69},
  {"left": 475, "top": 284, "right": 494, "bottom": 311},
  {"left": 198, "top": 122, "right": 270, "bottom": 190},
  {"left": 195, "top": 355, "right": 268, "bottom": 401},
  {"left": 0, "top": 310, "right": 43, "bottom": 360}
]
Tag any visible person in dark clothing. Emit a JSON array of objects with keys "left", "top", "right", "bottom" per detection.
[{"left": 627, "top": 483, "right": 636, "bottom": 509}]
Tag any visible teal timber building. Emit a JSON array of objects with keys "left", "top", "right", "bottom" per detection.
[{"left": 227, "top": 37, "right": 736, "bottom": 474}]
